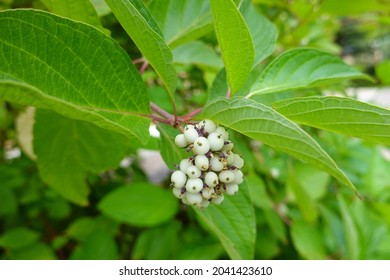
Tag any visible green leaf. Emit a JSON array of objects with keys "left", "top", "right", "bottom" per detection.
[
  {"left": 0, "top": 188, "right": 17, "bottom": 216},
  {"left": 0, "top": 227, "right": 40, "bottom": 249},
  {"left": 98, "top": 183, "right": 179, "bottom": 227},
  {"left": 337, "top": 195, "right": 361, "bottom": 259},
  {"left": 105, "top": 0, "right": 177, "bottom": 100},
  {"left": 291, "top": 220, "right": 327, "bottom": 259},
  {"left": 90, "top": 0, "right": 111, "bottom": 17},
  {"left": 246, "top": 173, "right": 273, "bottom": 209},
  {"left": 241, "top": 3, "right": 277, "bottom": 66},
  {"left": 157, "top": 123, "right": 188, "bottom": 169},
  {"left": 40, "top": 0, "right": 107, "bottom": 33},
  {"left": 9, "top": 243, "right": 56, "bottom": 260},
  {"left": 0, "top": 9, "right": 150, "bottom": 143},
  {"left": 292, "top": 164, "right": 329, "bottom": 201},
  {"left": 287, "top": 164, "right": 318, "bottom": 223},
  {"left": 273, "top": 96, "right": 390, "bottom": 145},
  {"left": 248, "top": 48, "right": 369, "bottom": 97},
  {"left": 210, "top": 0, "right": 255, "bottom": 93},
  {"left": 34, "top": 110, "right": 130, "bottom": 206},
  {"left": 202, "top": 97, "right": 358, "bottom": 195},
  {"left": 149, "top": 0, "right": 213, "bottom": 48},
  {"left": 263, "top": 208, "right": 287, "bottom": 243},
  {"left": 71, "top": 230, "right": 118, "bottom": 260},
  {"left": 173, "top": 41, "right": 223, "bottom": 71},
  {"left": 208, "top": 68, "right": 228, "bottom": 101},
  {"left": 194, "top": 181, "right": 256, "bottom": 260},
  {"left": 375, "top": 60, "right": 390, "bottom": 84},
  {"left": 132, "top": 221, "right": 180, "bottom": 260}
]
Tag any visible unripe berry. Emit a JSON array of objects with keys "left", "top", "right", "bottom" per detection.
[
  {"left": 225, "top": 184, "right": 239, "bottom": 195},
  {"left": 233, "top": 154, "right": 244, "bottom": 169},
  {"left": 185, "top": 192, "right": 203, "bottom": 205},
  {"left": 179, "top": 158, "right": 193, "bottom": 173},
  {"left": 210, "top": 157, "right": 224, "bottom": 172},
  {"left": 174, "top": 134, "right": 187, "bottom": 148},
  {"left": 204, "top": 171, "right": 219, "bottom": 187},
  {"left": 195, "top": 155, "right": 209, "bottom": 171},
  {"left": 232, "top": 170, "right": 244, "bottom": 184},
  {"left": 184, "top": 125, "right": 199, "bottom": 143},
  {"left": 171, "top": 170, "right": 187, "bottom": 188},
  {"left": 185, "top": 178, "right": 203, "bottom": 193},
  {"left": 199, "top": 119, "right": 217, "bottom": 134},
  {"left": 193, "top": 137, "right": 210, "bottom": 155},
  {"left": 208, "top": 132, "right": 225, "bottom": 151},
  {"left": 211, "top": 195, "right": 224, "bottom": 205},
  {"left": 219, "top": 170, "right": 235, "bottom": 183},
  {"left": 215, "top": 127, "right": 229, "bottom": 140},
  {"left": 186, "top": 165, "right": 201, "bottom": 178}
]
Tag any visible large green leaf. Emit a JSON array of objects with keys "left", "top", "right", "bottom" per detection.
[
  {"left": 241, "top": 3, "right": 277, "bottom": 66},
  {"left": 105, "top": 0, "right": 177, "bottom": 100},
  {"left": 172, "top": 41, "right": 223, "bottom": 71},
  {"left": 98, "top": 183, "right": 179, "bottom": 227},
  {"left": 40, "top": 0, "right": 106, "bottom": 33},
  {"left": 202, "top": 97, "right": 358, "bottom": 195},
  {"left": 273, "top": 96, "right": 390, "bottom": 145},
  {"left": 248, "top": 48, "right": 369, "bottom": 97},
  {"left": 210, "top": 0, "right": 255, "bottom": 94},
  {"left": 0, "top": 9, "right": 150, "bottom": 143},
  {"left": 34, "top": 110, "right": 130, "bottom": 206},
  {"left": 195, "top": 181, "right": 256, "bottom": 260},
  {"left": 149, "top": 0, "right": 213, "bottom": 48}
]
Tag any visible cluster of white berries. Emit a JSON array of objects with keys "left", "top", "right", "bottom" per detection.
[{"left": 170, "top": 119, "right": 244, "bottom": 208}]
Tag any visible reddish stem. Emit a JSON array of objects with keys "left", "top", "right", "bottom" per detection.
[
  {"left": 140, "top": 61, "right": 149, "bottom": 74},
  {"left": 150, "top": 102, "right": 173, "bottom": 120},
  {"left": 180, "top": 107, "right": 203, "bottom": 121},
  {"left": 132, "top": 57, "right": 145, "bottom": 64},
  {"left": 226, "top": 88, "right": 231, "bottom": 99}
]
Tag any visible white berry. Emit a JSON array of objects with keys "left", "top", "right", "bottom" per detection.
[
  {"left": 219, "top": 170, "right": 235, "bottom": 183},
  {"left": 208, "top": 132, "right": 225, "bottom": 151},
  {"left": 199, "top": 199, "right": 210, "bottom": 208},
  {"left": 171, "top": 170, "right": 187, "bottom": 188},
  {"left": 174, "top": 134, "right": 187, "bottom": 148},
  {"left": 232, "top": 170, "right": 244, "bottom": 184},
  {"left": 195, "top": 155, "right": 209, "bottom": 171},
  {"left": 172, "top": 187, "right": 184, "bottom": 198},
  {"left": 185, "top": 178, "right": 203, "bottom": 193},
  {"left": 222, "top": 141, "right": 234, "bottom": 151},
  {"left": 215, "top": 127, "right": 229, "bottom": 140},
  {"left": 233, "top": 154, "right": 244, "bottom": 169},
  {"left": 193, "top": 137, "right": 210, "bottom": 155},
  {"left": 201, "top": 188, "right": 214, "bottom": 199},
  {"left": 186, "top": 165, "right": 201, "bottom": 178},
  {"left": 185, "top": 192, "right": 203, "bottom": 205},
  {"left": 210, "top": 157, "right": 224, "bottom": 172},
  {"left": 211, "top": 195, "right": 224, "bottom": 205},
  {"left": 224, "top": 151, "right": 235, "bottom": 165},
  {"left": 225, "top": 184, "right": 239, "bottom": 195},
  {"left": 184, "top": 125, "right": 199, "bottom": 143},
  {"left": 199, "top": 119, "right": 217, "bottom": 134},
  {"left": 179, "top": 158, "right": 193, "bottom": 173},
  {"left": 204, "top": 171, "right": 219, "bottom": 188}
]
